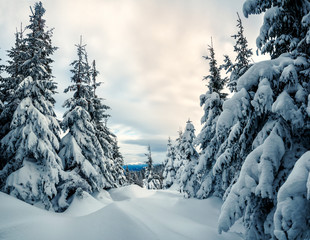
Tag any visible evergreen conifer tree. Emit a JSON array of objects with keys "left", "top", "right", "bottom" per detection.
[
  {"left": 173, "top": 129, "right": 184, "bottom": 190},
  {"left": 221, "top": 13, "right": 253, "bottom": 92},
  {"left": 89, "top": 60, "right": 126, "bottom": 187},
  {"left": 217, "top": 1, "right": 310, "bottom": 238},
  {"left": 192, "top": 41, "right": 229, "bottom": 199},
  {"left": 243, "top": 0, "right": 310, "bottom": 58},
  {"left": 59, "top": 38, "right": 114, "bottom": 204},
  {"left": 194, "top": 90, "right": 224, "bottom": 199},
  {"left": 203, "top": 39, "right": 228, "bottom": 100},
  {"left": 0, "top": 27, "right": 27, "bottom": 139},
  {"left": 143, "top": 145, "right": 161, "bottom": 189},
  {"left": 0, "top": 2, "right": 62, "bottom": 210},
  {"left": 0, "top": 55, "right": 4, "bottom": 118},
  {"left": 0, "top": 56, "right": 5, "bottom": 155},
  {"left": 178, "top": 120, "right": 199, "bottom": 198},
  {"left": 125, "top": 166, "right": 134, "bottom": 184},
  {"left": 162, "top": 137, "right": 177, "bottom": 189}
]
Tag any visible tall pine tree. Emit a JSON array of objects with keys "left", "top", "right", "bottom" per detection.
[
  {"left": 59, "top": 38, "right": 115, "bottom": 201},
  {"left": 203, "top": 39, "right": 228, "bottom": 100},
  {"left": 221, "top": 13, "right": 253, "bottom": 92},
  {"left": 89, "top": 60, "right": 126, "bottom": 187},
  {"left": 243, "top": 0, "right": 310, "bottom": 58},
  {"left": 0, "top": 2, "right": 62, "bottom": 210},
  {"left": 192, "top": 40, "right": 228, "bottom": 199},
  {"left": 173, "top": 129, "right": 184, "bottom": 190},
  {"left": 217, "top": 1, "right": 310, "bottom": 238},
  {"left": 143, "top": 145, "right": 161, "bottom": 189},
  {"left": 0, "top": 26, "right": 27, "bottom": 140},
  {"left": 162, "top": 137, "right": 177, "bottom": 189},
  {"left": 179, "top": 120, "right": 199, "bottom": 198}
]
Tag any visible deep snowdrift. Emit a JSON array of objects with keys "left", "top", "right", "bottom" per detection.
[{"left": 0, "top": 185, "right": 243, "bottom": 240}]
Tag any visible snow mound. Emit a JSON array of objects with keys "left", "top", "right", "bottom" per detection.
[
  {"left": 64, "top": 191, "right": 108, "bottom": 216},
  {"left": 108, "top": 184, "right": 155, "bottom": 201},
  {"left": 0, "top": 186, "right": 243, "bottom": 240}
]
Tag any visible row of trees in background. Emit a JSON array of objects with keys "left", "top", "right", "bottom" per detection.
[
  {"left": 0, "top": 2, "right": 125, "bottom": 212},
  {"left": 163, "top": 12, "right": 251, "bottom": 196},
  {"left": 125, "top": 151, "right": 164, "bottom": 190},
  {"left": 163, "top": 1, "right": 310, "bottom": 239}
]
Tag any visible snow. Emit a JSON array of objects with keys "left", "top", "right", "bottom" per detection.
[
  {"left": 274, "top": 151, "right": 310, "bottom": 240},
  {"left": 251, "top": 78, "right": 273, "bottom": 115},
  {"left": 65, "top": 191, "right": 109, "bottom": 217},
  {"left": 236, "top": 54, "right": 294, "bottom": 92},
  {"left": 0, "top": 185, "right": 243, "bottom": 240},
  {"left": 217, "top": 88, "right": 249, "bottom": 130},
  {"left": 272, "top": 91, "right": 303, "bottom": 129},
  {"left": 218, "top": 124, "right": 285, "bottom": 233},
  {"left": 242, "top": 0, "right": 258, "bottom": 18}
]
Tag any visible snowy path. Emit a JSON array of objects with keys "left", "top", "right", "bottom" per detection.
[{"left": 0, "top": 185, "right": 243, "bottom": 240}]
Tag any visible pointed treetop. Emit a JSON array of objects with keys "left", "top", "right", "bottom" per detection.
[
  {"left": 203, "top": 38, "right": 228, "bottom": 99},
  {"left": 145, "top": 144, "right": 153, "bottom": 170}
]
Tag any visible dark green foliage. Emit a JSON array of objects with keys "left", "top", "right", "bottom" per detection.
[
  {"left": 203, "top": 40, "right": 228, "bottom": 99},
  {"left": 221, "top": 13, "right": 253, "bottom": 92}
]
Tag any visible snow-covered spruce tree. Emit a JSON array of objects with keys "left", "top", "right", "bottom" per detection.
[
  {"left": 203, "top": 39, "right": 228, "bottom": 100},
  {"left": 194, "top": 91, "right": 224, "bottom": 199},
  {"left": 217, "top": 1, "right": 310, "bottom": 239},
  {"left": 221, "top": 13, "right": 253, "bottom": 92},
  {"left": 143, "top": 145, "right": 161, "bottom": 190},
  {"left": 0, "top": 56, "right": 5, "bottom": 153},
  {"left": 0, "top": 2, "right": 63, "bottom": 210},
  {"left": 58, "top": 39, "right": 114, "bottom": 209},
  {"left": 125, "top": 166, "right": 134, "bottom": 185},
  {"left": 211, "top": 88, "right": 255, "bottom": 200},
  {"left": 0, "top": 27, "right": 27, "bottom": 140},
  {"left": 191, "top": 41, "right": 228, "bottom": 199},
  {"left": 162, "top": 137, "right": 177, "bottom": 189},
  {"left": 274, "top": 151, "right": 310, "bottom": 240},
  {"left": 173, "top": 129, "right": 184, "bottom": 190},
  {"left": 0, "top": 55, "right": 4, "bottom": 114},
  {"left": 175, "top": 120, "right": 199, "bottom": 198},
  {"left": 243, "top": 0, "right": 310, "bottom": 59},
  {"left": 89, "top": 60, "right": 126, "bottom": 187}
]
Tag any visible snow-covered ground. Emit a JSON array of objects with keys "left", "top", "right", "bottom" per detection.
[{"left": 0, "top": 185, "right": 243, "bottom": 240}]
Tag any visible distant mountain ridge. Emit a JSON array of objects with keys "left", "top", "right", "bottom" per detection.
[
  {"left": 123, "top": 164, "right": 147, "bottom": 171},
  {"left": 123, "top": 163, "right": 163, "bottom": 171}
]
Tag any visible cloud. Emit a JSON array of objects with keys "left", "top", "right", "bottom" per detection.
[{"left": 123, "top": 139, "right": 167, "bottom": 153}]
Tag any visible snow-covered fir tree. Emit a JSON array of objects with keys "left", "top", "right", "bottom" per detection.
[
  {"left": 173, "top": 129, "right": 184, "bottom": 190},
  {"left": 0, "top": 55, "right": 4, "bottom": 121},
  {"left": 194, "top": 91, "right": 224, "bottom": 199},
  {"left": 0, "top": 56, "right": 5, "bottom": 160},
  {"left": 0, "top": 2, "right": 63, "bottom": 210},
  {"left": 58, "top": 38, "right": 115, "bottom": 209},
  {"left": 211, "top": 87, "right": 255, "bottom": 200},
  {"left": 125, "top": 166, "right": 134, "bottom": 185},
  {"left": 143, "top": 145, "right": 161, "bottom": 190},
  {"left": 0, "top": 26, "right": 27, "bottom": 140},
  {"left": 274, "top": 151, "right": 310, "bottom": 240},
  {"left": 162, "top": 137, "right": 177, "bottom": 189},
  {"left": 89, "top": 60, "right": 126, "bottom": 187},
  {"left": 243, "top": 0, "right": 310, "bottom": 58},
  {"left": 203, "top": 39, "right": 228, "bottom": 100},
  {"left": 191, "top": 41, "right": 229, "bottom": 199},
  {"left": 221, "top": 13, "right": 253, "bottom": 92},
  {"left": 175, "top": 120, "right": 199, "bottom": 197},
  {"left": 217, "top": 1, "right": 310, "bottom": 239}
]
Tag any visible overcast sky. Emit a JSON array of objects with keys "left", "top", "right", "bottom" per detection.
[{"left": 0, "top": 0, "right": 268, "bottom": 164}]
